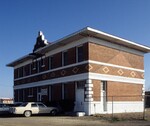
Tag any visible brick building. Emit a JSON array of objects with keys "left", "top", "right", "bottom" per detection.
[
  {"left": 7, "top": 27, "right": 150, "bottom": 115},
  {"left": 0, "top": 98, "right": 13, "bottom": 104}
]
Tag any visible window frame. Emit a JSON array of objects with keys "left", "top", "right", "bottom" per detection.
[
  {"left": 48, "top": 56, "right": 54, "bottom": 70},
  {"left": 62, "top": 50, "right": 68, "bottom": 66},
  {"left": 40, "top": 56, "right": 46, "bottom": 68},
  {"left": 32, "top": 59, "right": 37, "bottom": 70}
]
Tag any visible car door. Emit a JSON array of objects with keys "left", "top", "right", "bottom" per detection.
[
  {"left": 31, "top": 103, "right": 39, "bottom": 114},
  {"left": 37, "top": 103, "right": 49, "bottom": 114}
]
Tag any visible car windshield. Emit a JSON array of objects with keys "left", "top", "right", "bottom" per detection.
[{"left": 20, "top": 102, "right": 28, "bottom": 107}]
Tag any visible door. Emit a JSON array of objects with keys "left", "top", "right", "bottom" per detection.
[
  {"left": 37, "top": 103, "right": 48, "bottom": 114},
  {"left": 75, "top": 81, "right": 85, "bottom": 112},
  {"left": 31, "top": 103, "right": 39, "bottom": 114},
  {"left": 37, "top": 93, "right": 42, "bottom": 102},
  {"left": 101, "top": 81, "right": 107, "bottom": 111}
]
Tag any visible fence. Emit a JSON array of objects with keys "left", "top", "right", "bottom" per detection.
[{"left": 92, "top": 95, "right": 150, "bottom": 120}]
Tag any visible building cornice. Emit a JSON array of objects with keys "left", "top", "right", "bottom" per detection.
[{"left": 7, "top": 27, "right": 150, "bottom": 67}]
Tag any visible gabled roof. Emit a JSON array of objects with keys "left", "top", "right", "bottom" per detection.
[{"left": 7, "top": 27, "right": 150, "bottom": 67}]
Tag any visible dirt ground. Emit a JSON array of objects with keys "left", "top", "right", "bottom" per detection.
[
  {"left": 0, "top": 109, "right": 150, "bottom": 126},
  {"left": 0, "top": 115, "right": 150, "bottom": 126}
]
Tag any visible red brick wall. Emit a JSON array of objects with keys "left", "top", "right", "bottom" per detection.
[
  {"left": 92, "top": 80, "right": 143, "bottom": 102},
  {"left": 107, "top": 81, "right": 143, "bottom": 101},
  {"left": 51, "top": 84, "right": 62, "bottom": 101},
  {"left": 14, "top": 43, "right": 89, "bottom": 80},
  {"left": 89, "top": 42, "right": 144, "bottom": 69},
  {"left": 93, "top": 80, "right": 101, "bottom": 101}
]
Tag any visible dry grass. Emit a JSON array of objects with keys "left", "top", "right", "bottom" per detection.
[{"left": 93, "top": 109, "right": 150, "bottom": 122}]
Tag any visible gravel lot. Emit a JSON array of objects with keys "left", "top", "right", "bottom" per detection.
[{"left": 0, "top": 115, "right": 150, "bottom": 126}]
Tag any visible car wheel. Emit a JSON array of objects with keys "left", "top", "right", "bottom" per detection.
[
  {"left": 50, "top": 109, "right": 57, "bottom": 116},
  {"left": 24, "top": 111, "right": 31, "bottom": 117}
]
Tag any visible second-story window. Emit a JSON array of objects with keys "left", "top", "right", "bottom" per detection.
[
  {"left": 24, "top": 64, "right": 31, "bottom": 76},
  {"left": 32, "top": 60, "right": 37, "bottom": 70},
  {"left": 77, "top": 45, "right": 84, "bottom": 62},
  {"left": 48, "top": 56, "right": 54, "bottom": 70},
  {"left": 14, "top": 68, "right": 19, "bottom": 79},
  {"left": 40, "top": 56, "right": 45, "bottom": 68},
  {"left": 19, "top": 67, "right": 23, "bottom": 77},
  {"left": 62, "top": 51, "right": 68, "bottom": 66}
]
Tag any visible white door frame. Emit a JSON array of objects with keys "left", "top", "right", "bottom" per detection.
[
  {"left": 101, "top": 81, "right": 107, "bottom": 111},
  {"left": 74, "top": 81, "right": 85, "bottom": 112},
  {"left": 37, "top": 92, "right": 42, "bottom": 101}
]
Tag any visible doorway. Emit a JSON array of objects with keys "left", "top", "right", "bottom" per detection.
[
  {"left": 37, "top": 92, "right": 42, "bottom": 101},
  {"left": 75, "top": 81, "right": 85, "bottom": 112},
  {"left": 101, "top": 81, "right": 107, "bottom": 111}
]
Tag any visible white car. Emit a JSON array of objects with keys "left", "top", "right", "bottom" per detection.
[{"left": 10, "top": 102, "right": 58, "bottom": 117}]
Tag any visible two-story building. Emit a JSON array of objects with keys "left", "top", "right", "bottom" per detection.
[{"left": 7, "top": 27, "right": 150, "bottom": 115}]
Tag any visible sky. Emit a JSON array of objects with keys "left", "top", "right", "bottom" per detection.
[{"left": 0, "top": 0, "right": 150, "bottom": 98}]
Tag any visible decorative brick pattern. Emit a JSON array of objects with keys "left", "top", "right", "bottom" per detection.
[
  {"left": 72, "top": 67, "right": 79, "bottom": 73},
  {"left": 89, "top": 42, "right": 144, "bottom": 70},
  {"left": 61, "top": 70, "right": 66, "bottom": 76},
  {"left": 118, "top": 69, "right": 124, "bottom": 75},
  {"left": 89, "top": 63, "right": 143, "bottom": 79},
  {"left": 102, "top": 67, "right": 109, "bottom": 73},
  {"left": 130, "top": 71, "right": 136, "bottom": 77},
  {"left": 14, "top": 63, "right": 88, "bottom": 85}
]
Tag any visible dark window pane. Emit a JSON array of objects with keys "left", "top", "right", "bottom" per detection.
[
  {"left": 63, "top": 51, "right": 68, "bottom": 66},
  {"left": 77, "top": 46, "right": 84, "bottom": 62}
]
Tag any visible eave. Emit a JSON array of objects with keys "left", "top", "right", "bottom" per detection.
[{"left": 7, "top": 27, "right": 150, "bottom": 67}]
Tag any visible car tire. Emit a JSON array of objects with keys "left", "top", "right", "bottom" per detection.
[
  {"left": 50, "top": 109, "right": 57, "bottom": 116},
  {"left": 24, "top": 111, "right": 31, "bottom": 117}
]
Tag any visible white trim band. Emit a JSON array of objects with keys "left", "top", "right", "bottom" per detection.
[
  {"left": 89, "top": 72, "right": 145, "bottom": 84},
  {"left": 14, "top": 72, "right": 144, "bottom": 90}
]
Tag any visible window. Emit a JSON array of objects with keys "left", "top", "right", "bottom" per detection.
[
  {"left": 20, "top": 102, "right": 28, "bottom": 107},
  {"left": 40, "top": 56, "right": 45, "bottom": 67},
  {"left": 14, "top": 68, "right": 19, "bottom": 78},
  {"left": 32, "top": 60, "right": 37, "bottom": 70},
  {"left": 24, "top": 64, "right": 31, "bottom": 76},
  {"left": 62, "top": 51, "right": 68, "bottom": 66},
  {"left": 31, "top": 104, "right": 37, "bottom": 107},
  {"left": 77, "top": 45, "right": 84, "bottom": 62},
  {"left": 19, "top": 67, "right": 23, "bottom": 77},
  {"left": 48, "top": 56, "right": 54, "bottom": 69},
  {"left": 28, "top": 88, "right": 33, "bottom": 97},
  {"left": 102, "top": 81, "right": 107, "bottom": 91},
  {"left": 38, "top": 103, "right": 46, "bottom": 108}
]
